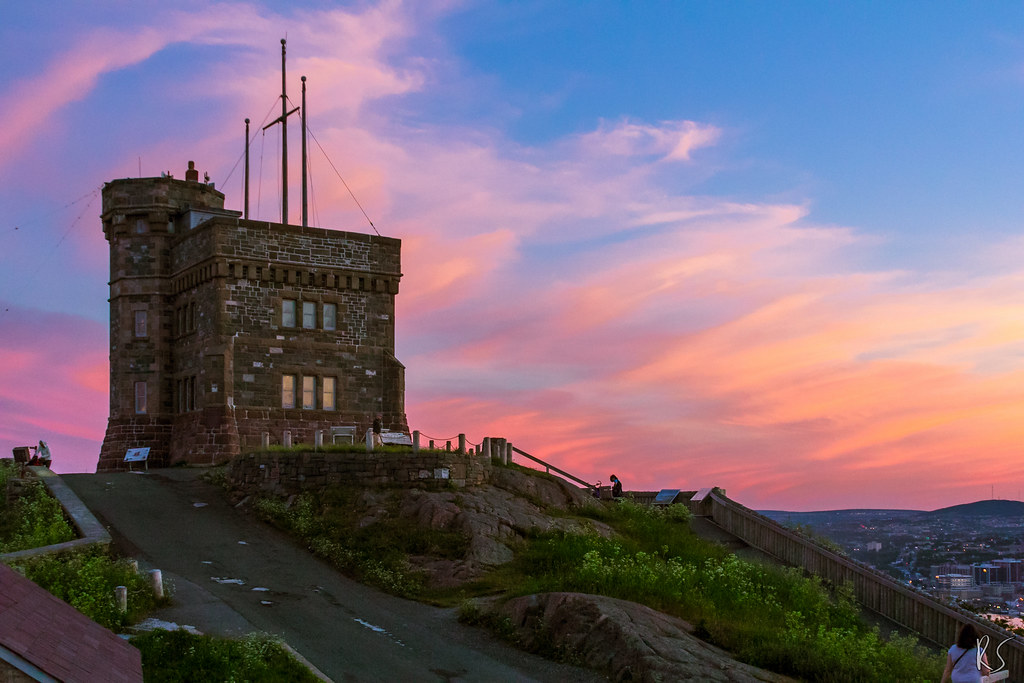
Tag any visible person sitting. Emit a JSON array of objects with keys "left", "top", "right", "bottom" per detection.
[
  {"left": 35, "top": 440, "right": 52, "bottom": 468},
  {"left": 610, "top": 474, "right": 623, "bottom": 498}
]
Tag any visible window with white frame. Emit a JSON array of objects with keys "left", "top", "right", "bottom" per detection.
[
  {"left": 302, "top": 301, "right": 316, "bottom": 329},
  {"left": 282, "top": 374, "right": 296, "bottom": 409},
  {"left": 323, "top": 303, "right": 336, "bottom": 331},
  {"left": 322, "top": 377, "right": 336, "bottom": 411},
  {"left": 134, "top": 310, "right": 148, "bottom": 337},
  {"left": 134, "top": 381, "right": 147, "bottom": 414},
  {"left": 302, "top": 376, "right": 316, "bottom": 409},
  {"left": 282, "top": 300, "right": 296, "bottom": 327}
]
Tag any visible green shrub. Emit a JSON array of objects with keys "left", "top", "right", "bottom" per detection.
[
  {"left": 0, "top": 465, "right": 76, "bottom": 553},
  {"left": 8, "top": 547, "right": 167, "bottom": 630},
  {"left": 132, "top": 630, "right": 319, "bottom": 682},
  {"left": 506, "top": 502, "right": 944, "bottom": 682}
]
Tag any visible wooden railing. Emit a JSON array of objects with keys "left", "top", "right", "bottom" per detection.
[
  {"left": 510, "top": 446, "right": 596, "bottom": 490},
  {"left": 697, "top": 488, "right": 1023, "bottom": 674}
]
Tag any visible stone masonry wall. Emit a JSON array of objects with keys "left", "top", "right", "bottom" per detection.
[
  {"left": 99, "top": 170, "right": 407, "bottom": 471},
  {"left": 226, "top": 450, "right": 492, "bottom": 497}
]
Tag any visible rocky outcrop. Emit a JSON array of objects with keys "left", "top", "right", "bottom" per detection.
[
  {"left": 395, "top": 469, "right": 609, "bottom": 586},
  {"left": 491, "top": 592, "right": 795, "bottom": 682}
]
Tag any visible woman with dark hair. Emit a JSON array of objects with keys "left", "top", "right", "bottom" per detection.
[{"left": 940, "top": 622, "right": 990, "bottom": 683}]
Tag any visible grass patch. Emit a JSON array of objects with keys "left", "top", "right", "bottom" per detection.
[
  {"left": 251, "top": 488, "right": 468, "bottom": 597},
  {"left": 0, "top": 462, "right": 76, "bottom": 553},
  {"left": 132, "top": 630, "right": 319, "bottom": 682},
  {"left": 499, "top": 500, "right": 943, "bottom": 682},
  {"left": 261, "top": 444, "right": 457, "bottom": 455},
  {"left": 6, "top": 547, "right": 169, "bottom": 630}
]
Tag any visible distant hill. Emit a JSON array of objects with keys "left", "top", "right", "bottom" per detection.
[
  {"left": 760, "top": 499, "right": 1024, "bottom": 525},
  {"left": 925, "top": 499, "right": 1024, "bottom": 519}
]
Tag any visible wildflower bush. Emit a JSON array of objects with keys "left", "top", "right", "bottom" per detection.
[
  {"left": 132, "top": 630, "right": 320, "bottom": 682},
  {"left": 510, "top": 500, "right": 943, "bottom": 682},
  {"left": 8, "top": 547, "right": 168, "bottom": 630},
  {"left": 0, "top": 462, "right": 76, "bottom": 553}
]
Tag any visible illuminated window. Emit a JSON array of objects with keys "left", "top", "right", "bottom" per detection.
[
  {"left": 282, "top": 375, "right": 296, "bottom": 409},
  {"left": 322, "top": 377, "right": 336, "bottom": 411},
  {"left": 134, "top": 310, "right": 148, "bottom": 337},
  {"left": 302, "top": 301, "right": 316, "bottom": 329},
  {"left": 302, "top": 376, "right": 316, "bottom": 409},
  {"left": 282, "top": 300, "right": 296, "bottom": 327},
  {"left": 323, "top": 303, "right": 336, "bottom": 331},
  {"left": 134, "top": 381, "right": 147, "bottom": 414}
]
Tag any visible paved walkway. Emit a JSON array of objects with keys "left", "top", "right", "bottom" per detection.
[{"left": 63, "top": 470, "right": 603, "bottom": 683}]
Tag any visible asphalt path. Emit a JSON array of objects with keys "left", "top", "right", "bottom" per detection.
[{"left": 63, "top": 470, "right": 603, "bottom": 683}]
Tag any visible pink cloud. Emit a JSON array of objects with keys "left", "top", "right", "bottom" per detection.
[
  {"left": 577, "top": 119, "right": 722, "bottom": 162},
  {"left": 0, "top": 304, "right": 108, "bottom": 473},
  {"left": 6, "top": 2, "right": 1024, "bottom": 513}
]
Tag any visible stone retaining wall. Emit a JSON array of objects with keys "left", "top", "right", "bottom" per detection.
[{"left": 226, "top": 450, "right": 493, "bottom": 497}]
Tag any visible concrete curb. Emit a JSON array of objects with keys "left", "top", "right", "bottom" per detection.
[{"left": 1, "top": 467, "right": 112, "bottom": 562}]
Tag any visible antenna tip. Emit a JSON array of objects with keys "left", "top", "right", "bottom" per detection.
[
  {"left": 281, "top": 38, "right": 286, "bottom": 45},
  {"left": 245, "top": 117, "right": 250, "bottom": 123},
  {"left": 301, "top": 75, "right": 306, "bottom": 82}
]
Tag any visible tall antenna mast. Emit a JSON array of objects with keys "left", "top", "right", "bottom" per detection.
[
  {"left": 301, "top": 75, "right": 308, "bottom": 227},
  {"left": 262, "top": 39, "right": 299, "bottom": 224},
  {"left": 281, "top": 38, "right": 288, "bottom": 223},
  {"left": 244, "top": 118, "right": 250, "bottom": 219}
]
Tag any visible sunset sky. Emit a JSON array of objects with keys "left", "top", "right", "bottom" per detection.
[{"left": 2, "top": 2, "right": 1024, "bottom": 511}]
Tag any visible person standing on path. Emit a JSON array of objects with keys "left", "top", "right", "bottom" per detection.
[
  {"left": 940, "top": 623, "right": 990, "bottom": 683},
  {"left": 609, "top": 474, "right": 622, "bottom": 499}
]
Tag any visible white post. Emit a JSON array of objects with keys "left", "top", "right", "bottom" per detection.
[
  {"left": 115, "top": 585, "right": 128, "bottom": 614},
  {"left": 262, "top": 432, "right": 270, "bottom": 449},
  {"left": 283, "top": 430, "right": 292, "bottom": 447},
  {"left": 128, "top": 559, "right": 139, "bottom": 574},
  {"left": 366, "top": 428, "right": 374, "bottom": 452},
  {"left": 314, "top": 430, "right": 323, "bottom": 450},
  {"left": 413, "top": 430, "right": 420, "bottom": 453},
  {"left": 149, "top": 569, "right": 164, "bottom": 600}
]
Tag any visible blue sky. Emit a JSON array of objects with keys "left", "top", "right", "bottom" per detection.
[{"left": 2, "top": 1, "right": 1024, "bottom": 510}]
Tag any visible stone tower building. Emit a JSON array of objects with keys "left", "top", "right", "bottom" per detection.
[{"left": 96, "top": 162, "right": 407, "bottom": 471}]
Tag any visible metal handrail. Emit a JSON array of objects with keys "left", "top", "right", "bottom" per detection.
[{"left": 511, "top": 446, "right": 595, "bottom": 490}]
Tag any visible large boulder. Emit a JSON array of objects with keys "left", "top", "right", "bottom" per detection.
[{"left": 494, "top": 592, "right": 795, "bottom": 682}]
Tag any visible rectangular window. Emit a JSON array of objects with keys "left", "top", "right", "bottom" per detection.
[
  {"left": 282, "top": 375, "right": 296, "bottom": 409},
  {"left": 177, "top": 379, "right": 184, "bottom": 413},
  {"left": 282, "top": 299, "right": 296, "bottom": 327},
  {"left": 302, "top": 376, "right": 316, "bottom": 409},
  {"left": 323, "top": 303, "right": 336, "bottom": 331},
  {"left": 188, "top": 302, "right": 196, "bottom": 331},
  {"left": 134, "top": 310, "right": 148, "bottom": 337},
  {"left": 302, "top": 301, "right": 316, "bottom": 329},
  {"left": 322, "top": 377, "right": 336, "bottom": 411},
  {"left": 134, "top": 381, "right": 147, "bottom": 414}
]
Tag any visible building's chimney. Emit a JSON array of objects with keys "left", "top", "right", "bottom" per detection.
[{"left": 185, "top": 160, "right": 199, "bottom": 182}]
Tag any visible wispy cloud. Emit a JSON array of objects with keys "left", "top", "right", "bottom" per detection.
[{"left": 3, "top": 1, "right": 1023, "bottom": 511}]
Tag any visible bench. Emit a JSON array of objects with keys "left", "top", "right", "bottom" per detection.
[
  {"left": 330, "top": 426, "right": 357, "bottom": 444},
  {"left": 380, "top": 431, "right": 412, "bottom": 446},
  {"left": 123, "top": 447, "right": 151, "bottom": 472}
]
